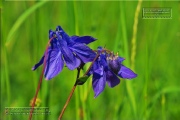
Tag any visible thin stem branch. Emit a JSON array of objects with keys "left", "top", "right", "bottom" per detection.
[
  {"left": 58, "top": 68, "right": 81, "bottom": 120},
  {"left": 29, "top": 37, "right": 54, "bottom": 120},
  {"left": 83, "top": 53, "right": 100, "bottom": 76},
  {"left": 58, "top": 85, "right": 77, "bottom": 120}
]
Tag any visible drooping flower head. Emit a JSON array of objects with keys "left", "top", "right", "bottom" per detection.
[
  {"left": 32, "top": 26, "right": 96, "bottom": 80},
  {"left": 88, "top": 47, "right": 137, "bottom": 98}
]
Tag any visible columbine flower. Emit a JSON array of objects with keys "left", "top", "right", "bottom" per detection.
[
  {"left": 32, "top": 26, "right": 96, "bottom": 80},
  {"left": 88, "top": 47, "right": 137, "bottom": 98}
]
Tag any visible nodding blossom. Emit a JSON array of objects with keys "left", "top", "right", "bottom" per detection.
[
  {"left": 32, "top": 26, "right": 96, "bottom": 80},
  {"left": 88, "top": 47, "right": 137, "bottom": 97}
]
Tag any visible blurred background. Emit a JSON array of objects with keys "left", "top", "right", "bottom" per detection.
[{"left": 1, "top": 1, "right": 180, "bottom": 120}]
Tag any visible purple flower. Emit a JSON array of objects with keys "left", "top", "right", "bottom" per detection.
[
  {"left": 88, "top": 47, "right": 137, "bottom": 98},
  {"left": 32, "top": 26, "right": 96, "bottom": 80}
]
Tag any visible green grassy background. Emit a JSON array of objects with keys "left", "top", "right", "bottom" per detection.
[{"left": 1, "top": 1, "right": 180, "bottom": 120}]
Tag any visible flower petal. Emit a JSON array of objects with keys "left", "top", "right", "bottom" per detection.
[
  {"left": 32, "top": 55, "right": 44, "bottom": 71},
  {"left": 70, "top": 36, "right": 79, "bottom": 41},
  {"left": 69, "top": 43, "right": 96, "bottom": 63},
  {"left": 87, "top": 60, "right": 99, "bottom": 76},
  {"left": 49, "top": 30, "right": 55, "bottom": 39},
  {"left": 106, "top": 70, "right": 120, "bottom": 87},
  {"left": 44, "top": 48, "right": 64, "bottom": 80},
  {"left": 49, "top": 30, "right": 59, "bottom": 49},
  {"left": 56, "top": 32, "right": 81, "bottom": 70},
  {"left": 61, "top": 47, "right": 81, "bottom": 70},
  {"left": 56, "top": 26, "right": 72, "bottom": 44},
  {"left": 92, "top": 67, "right": 106, "bottom": 98},
  {"left": 118, "top": 57, "right": 125, "bottom": 63},
  {"left": 93, "top": 59, "right": 101, "bottom": 71},
  {"left": 32, "top": 47, "right": 53, "bottom": 71},
  {"left": 71, "top": 36, "right": 97, "bottom": 44},
  {"left": 107, "top": 59, "right": 121, "bottom": 74},
  {"left": 99, "top": 54, "right": 109, "bottom": 71},
  {"left": 118, "top": 65, "right": 137, "bottom": 79},
  {"left": 97, "top": 46, "right": 103, "bottom": 52}
]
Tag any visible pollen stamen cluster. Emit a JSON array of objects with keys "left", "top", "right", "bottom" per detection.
[{"left": 107, "top": 52, "right": 119, "bottom": 61}]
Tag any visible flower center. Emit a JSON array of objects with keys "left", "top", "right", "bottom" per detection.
[{"left": 107, "top": 53, "right": 121, "bottom": 74}]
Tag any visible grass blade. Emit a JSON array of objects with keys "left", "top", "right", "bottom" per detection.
[{"left": 5, "top": 1, "right": 47, "bottom": 47}]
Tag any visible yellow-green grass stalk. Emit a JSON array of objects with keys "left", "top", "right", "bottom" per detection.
[{"left": 130, "top": 0, "right": 142, "bottom": 71}]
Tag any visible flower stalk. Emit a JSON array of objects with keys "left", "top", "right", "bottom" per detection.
[{"left": 29, "top": 37, "right": 54, "bottom": 120}]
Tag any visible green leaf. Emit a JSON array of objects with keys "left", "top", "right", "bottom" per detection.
[{"left": 76, "top": 75, "right": 89, "bottom": 85}]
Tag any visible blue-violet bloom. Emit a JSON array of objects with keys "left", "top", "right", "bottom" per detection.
[
  {"left": 88, "top": 47, "right": 137, "bottom": 98},
  {"left": 32, "top": 26, "right": 96, "bottom": 80}
]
